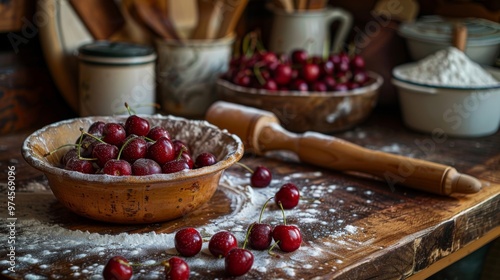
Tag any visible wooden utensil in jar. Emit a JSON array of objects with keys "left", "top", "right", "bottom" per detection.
[
  {"left": 206, "top": 101, "right": 482, "bottom": 196},
  {"left": 453, "top": 22, "right": 467, "bottom": 52},
  {"left": 216, "top": 0, "right": 249, "bottom": 38},
  {"left": 191, "top": 0, "right": 222, "bottom": 39},
  {"left": 131, "top": 0, "right": 181, "bottom": 41}
]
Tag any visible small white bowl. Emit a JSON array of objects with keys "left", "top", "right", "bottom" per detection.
[{"left": 392, "top": 66, "right": 500, "bottom": 137}]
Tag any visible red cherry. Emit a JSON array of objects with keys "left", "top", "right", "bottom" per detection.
[
  {"left": 350, "top": 54, "right": 366, "bottom": 70},
  {"left": 194, "top": 152, "right": 217, "bottom": 168},
  {"left": 124, "top": 115, "right": 150, "bottom": 137},
  {"left": 102, "top": 123, "right": 127, "bottom": 147},
  {"left": 290, "top": 79, "right": 309, "bottom": 92},
  {"left": 311, "top": 81, "right": 328, "bottom": 92},
  {"left": 92, "top": 143, "right": 119, "bottom": 168},
  {"left": 301, "top": 62, "right": 320, "bottom": 82},
  {"left": 272, "top": 224, "right": 302, "bottom": 252},
  {"left": 162, "top": 159, "right": 191, "bottom": 174},
  {"left": 333, "top": 83, "right": 349, "bottom": 91},
  {"left": 225, "top": 248, "right": 254, "bottom": 277},
  {"left": 233, "top": 71, "right": 252, "bottom": 87},
  {"left": 209, "top": 231, "right": 238, "bottom": 258},
  {"left": 352, "top": 70, "right": 368, "bottom": 85},
  {"left": 65, "top": 157, "right": 96, "bottom": 174},
  {"left": 121, "top": 136, "right": 148, "bottom": 163},
  {"left": 323, "top": 76, "right": 337, "bottom": 90},
  {"left": 147, "top": 126, "right": 171, "bottom": 141},
  {"left": 320, "top": 60, "right": 335, "bottom": 76},
  {"left": 163, "top": 256, "right": 190, "bottom": 280},
  {"left": 103, "top": 256, "right": 133, "bottom": 280},
  {"left": 275, "top": 183, "right": 300, "bottom": 209},
  {"left": 250, "top": 166, "right": 272, "bottom": 188},
  {"left": 147, "top": 137, "right": 175, "bottom": 165},
  {"left": 132, "top": 158, "right": 162, "bottom": 175},
  {"left": 174, "top": 227, "right": 202, "bottom": 257},
  {"left": 291, "top": 49, "right": 308, "bottom": 65},
  {"left": 273, "top": 64, "right": 293, "bottom": 85},
  {"left": 103, "top": 159, "right": 132, "bottom": 176},
  {"left": 87, "top": 121, "right": 106, "bottom": 136},
  {"left": 61, "top": 148, "right": 79, "bottom": 166},
  {"left": 248, "top": 222, "right": 273, "bottom": 250},
  {"left": 262, "top": 79, "right": 278, "bottom": 91}
]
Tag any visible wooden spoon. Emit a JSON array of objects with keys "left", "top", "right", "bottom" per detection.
[
  {"left": 191, "top": 0, "right": 223, "bottom": 39},
  {"left": 452, "top": 22, "right": 467, "bottom": 52},
  {"left": 131, "top": 0, "right": 181, "bottom": 41},
  {"left": 216, "top": 0, "right": 249, "bottom": 38}
]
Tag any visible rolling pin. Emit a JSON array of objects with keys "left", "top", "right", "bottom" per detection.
[{"left": 205, "top": 101, "right": 482, "bottom": 196}]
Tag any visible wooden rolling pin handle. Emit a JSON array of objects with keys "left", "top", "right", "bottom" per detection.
[{"left": 259, "top": 125, "right": 481, "bottom": 195}]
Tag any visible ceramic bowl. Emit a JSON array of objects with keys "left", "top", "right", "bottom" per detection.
[
  {"left": 216, "top": 71, "right": 383, "bottom": 134},
  {"left": 392, "top": 65, "right": 500, "bottom": 137},
  {"left": 22, "top": 115, "right": 244, "bottom": 224}
]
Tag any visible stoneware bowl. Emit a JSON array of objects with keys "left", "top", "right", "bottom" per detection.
[
  {"left": 22, "top": 115, "right": 244, "bottom": 224},
  {"left": 393, "top": 65, "right": 500, "bottom": 137},
  {"left": 216, "top": 71, "right": 383, "bottom": 134}
]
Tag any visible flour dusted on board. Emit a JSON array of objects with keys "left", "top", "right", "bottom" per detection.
[{"left": 397, "top": 47, "right": 498, "bottom": 87}]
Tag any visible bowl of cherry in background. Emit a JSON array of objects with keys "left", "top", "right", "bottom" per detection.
[
  {"left": 22, "top": 113, "right": 244, "bottom": 224},
  {"left": 217, "top": 49, "right": 384, "bottom": 133}
]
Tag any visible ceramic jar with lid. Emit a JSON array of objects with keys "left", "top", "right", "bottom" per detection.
[
  {"left": 78, "top": 41, "right": 157, "bottom": 116},
  {"left": 398, "top": 16, "right": 500, "bottom": 65}
]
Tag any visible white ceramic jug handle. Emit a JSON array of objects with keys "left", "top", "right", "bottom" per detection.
[{"left": 325, "top": 8, "right": 353, "bottom": 53}]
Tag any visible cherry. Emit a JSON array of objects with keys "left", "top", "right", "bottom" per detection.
[
  {"left": 333, "top": 83, "right": 349, "bottom": 91},
  {"left": 248, "top": 197, "right": 274, "bottom": 250},
  {"left": 350, "top": 54, "right": 366, "bottom": 70},
  {"left": 102, "top": 123, "right": 127, "bottom": 147},
  {"left": 271, "top": 202, "right": 302, "bottom": 253},
  {"left": 273, "top": 64, "right": 293, "bottom": 85},
  {"left": 290, "top": 79, "right": 308, "bottom": 92},
  {"left": 78, "top": 136, "right": 99, "bottom": 158},
  {"left": 92, "top": 142, "right": 119, "bottom": 168},
  {"left": 132, "top": 158, "right": 162, "bottom": 175},
  {"left": 61, "top": 148, "right": 79, "bottom": 166},
  {"left": 225, "top": 248, "right": 254, "bottom": 277},
  {"left": 172, "top": 139, "right": 190, "bottom": 155},
  {"left": 258, "top": 51, "right": 278, "bottom": 65},
  {"left": 275, "top": 183, "right": 300, "bottom": 209},
  {"left": 179, "top": 152, "right": 194, "bottom": 169},
  {"left": 103, "top": 159, "right": 132, "bottom": 176},
  {"left": 262, "top": 79, "right": 278, "bottom": 91},
  {"left": 147, "top": 126, "right": 171, "bottom": 141},
  {"left": 353, "top": 70, "right": 368, "bottom": 85},
  {"left": 320, "top": 60, "right": 335, "bottom": 76},
  {"left": 87, "top": 121, "right": 106, "bottom": 136},
  {"left": 194, "top": 152, "right": 217, "bottom": 168},
  {"left": 233, "top": 70, "right": 252, "bottom": 87},
  {"left": 65, "top": 157, "right": 96, "bottom": 174},
  {"left": 124, "top": 115, "right": 150, "bottom": 137},
  {"left": 209, "top": 231, "right": 238, "bottom": 258},
  {"left": 301, "top": 62, "right": 321, "bottom": 82},
  {"left": 347, "top": 81, "right": 361, "bottom": 90},
  {"left": 147, "top": 136, "right": 175, "bottom": 165},
  {"left": 323, "top": 76, "right": 337, "bottom": 90},
  {"left": 121, "top": 136, "right": 148, "bottom": 163},
  {"left": 250, "top": 166, "right": 272, "bottom": 188},
  {"left": 163, "top": 256, "right": 190, "bottom": 280},
  {"left": 102, "top": 256, "right": 133, "bottom": 280},
  {"left": 162, "top": 159, "right": 190, "bottom": 174},
  {"left": 311, "top": 81, "right": 327, "bottom": 92},
  {"left": 291, "top": 49, "right": 308, "bottom": 65},
  {"left": 174, "top": 227, "right": 203, "bottom": 257}
]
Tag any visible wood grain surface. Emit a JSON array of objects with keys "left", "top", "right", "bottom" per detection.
[{"left": 0, "top": 109, "right": 498, "bottom": 279}]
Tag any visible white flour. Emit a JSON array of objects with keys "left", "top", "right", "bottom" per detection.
[
  {"left": 0, "top": 171, "right": 371, "bottom": 279},
  {"left": 396, "top": 47, "right": 499, "bottom": 87}
]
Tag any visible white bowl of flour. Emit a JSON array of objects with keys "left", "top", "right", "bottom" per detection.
[{"left": 392, "top": 47, "right": 500, "bottom": 137}]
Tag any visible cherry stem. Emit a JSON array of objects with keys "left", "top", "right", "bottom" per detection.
[
  {"left": 235, "top": 162, "right": 254, "bottom": 174},
  {"left": 278, "top": 201, "right": 287, "bottom": 226},
  {"left": 267, "top": 240, "right": 280, "bottom": 256},
  {"left": 43, "top": 143, "right": 79, "bottom": 157},
  {"left": 242, "top": 223, "right": 253, "bottom": 250},
  {"left": 253, "top": 62, "right": 266, "bottom": 85},
  {"left": 124, "top": 102, "right": 136, "bottom": 115},
  {"left": 175, "top": 146, "right": 187, "bottom": 160},
  {"left": 79, "top": 128, "right": 105, "bottom": 143},
  {"left": 258, "top": 197, "right": 273, "bottom": 223}
]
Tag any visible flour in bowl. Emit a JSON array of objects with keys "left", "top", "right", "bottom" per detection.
[{"left": 396, "top": 47, "right": 498, "bottom": 87}]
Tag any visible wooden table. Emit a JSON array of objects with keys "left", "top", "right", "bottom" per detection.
[{"left": 1, "top": 109, "right": 499, "bottom": 279}]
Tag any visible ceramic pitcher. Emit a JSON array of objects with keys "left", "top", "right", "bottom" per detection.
[{"left": 268, "top": 7, "right": 352, "bottom": 56}]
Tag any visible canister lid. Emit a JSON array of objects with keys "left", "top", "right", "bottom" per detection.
[
  {"left": 398, "top": 16, "right": 500, "bottom": 46},
  {"left": 78, "top": 41, "right": 156, "bottom": 65}
]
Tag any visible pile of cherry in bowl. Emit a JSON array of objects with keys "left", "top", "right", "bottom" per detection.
[{"left": 221, "top": 49, "right": 370, "bottom": 92}]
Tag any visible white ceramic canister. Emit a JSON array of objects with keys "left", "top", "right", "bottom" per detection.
[{"left": 78, "top": 41, "right": 157, "bottom": 116}]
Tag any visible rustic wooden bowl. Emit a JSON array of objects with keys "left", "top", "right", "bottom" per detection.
[
  {"left": 22, "top": 115, "right": 244, "bottom": 224},
  {"left": 216, "top": 72, "right": 384, "bottom": 133}
]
